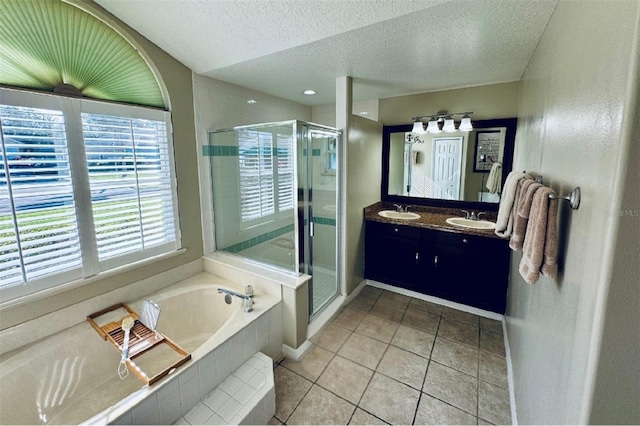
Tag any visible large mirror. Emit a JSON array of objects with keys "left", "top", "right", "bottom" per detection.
[{"left": 382, "top": 118, "right": 517, "bottom": 210}]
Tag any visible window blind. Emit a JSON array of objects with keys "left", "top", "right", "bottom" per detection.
[
  {"left": 237, "top": 129, "right": 294, "bottom": 224},
  {"left": 0, "top": 88, "right": 179, "bottom": 299}
]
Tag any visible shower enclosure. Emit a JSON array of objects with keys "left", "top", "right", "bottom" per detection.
[{"left": 208, "top": 121, "right": 341, "bottom": 318}]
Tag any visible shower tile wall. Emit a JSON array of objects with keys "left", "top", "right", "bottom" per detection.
[{"left": 192, "top": 74, "right": 312, "bottom": 254}]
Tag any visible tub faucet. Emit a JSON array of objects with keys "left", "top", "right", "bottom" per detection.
[{"left": 218, "top": 286, "right": 254, "bottom": 312}]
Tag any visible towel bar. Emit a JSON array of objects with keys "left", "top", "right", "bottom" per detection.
[{"left": 549, "top": 187, "right": 581, "bottom": 210}]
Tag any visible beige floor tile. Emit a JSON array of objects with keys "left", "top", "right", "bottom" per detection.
[
  {"left": 360, "top": 286, "right": 383, "bottom": 300},
  {"left": 355, "top": 314, "right": 400, "bottom": 343},
  {"left": 281, "top": 345, "right": 334, "bottom": 381},
  {"left": 442, "top": 306, "right": 480, "bottom": 326},
  {"left": 423, "top": 361, "right": 478, "bottom": 415},
  {"left": 479, "top": 350, "right": 508, "bottom": 388},
  {"left": 431, "top": 337, "right": 479, "bottom": 377},
  {"left": 377, "top": 290, "right": 411, "bottom": 307},
  {"left": 415, "top": 393, "right": 477, "bottom": 425},
  {"left": 273, "top": 365, "right": 312, "bottom": 422},
  {"left": 478, "top": 380, "right": 511, "bottom": 425},
  {"left": 480, "top": 317, "right": 503, "bottom": 335},
  {"left": 402, "top": 305, "right": 441, "bottom": 333},
  {"left": 287, "top": 384, "right": 356, "bottom": 426},
  {"left": 377, "top": 345, "right": 429, "bottom": 389},
  {"left": 317, "top": 355, "right": 374, "bottom": 405},
  {"left": 438, "top": 317, "right": 480, "bottom": 347},
  {"left": 349, "top": 294, "right": 376, "bottom": 313},
  {"left": 333, "top": 308, "right": 367, "bottom": 331},
  {"left": 349, "top": 408, "right": 388, "bottom": 425},
  {"left": 391, "top": 325, "right": 435, "bottom": 358},
  {"left": 311, "top": 324, "right": 352, "bottom": 353},
  {"left": 338, "top": 332, "right": 388, "bottom": 370},
  {"left": 359, "top": 373, "right": 420, "bottom": 425},
  {"left": 408, "top": 298, "right": 444, "bottom": 315},
  {"left": 480, "top": 329, "right": 506, "bottom": 357},
  {"left": 368, "top": 299, "right": 407, "bottom": 323},
  {"left": 267, "top": 416, "right": 282, "bottom": 425}
]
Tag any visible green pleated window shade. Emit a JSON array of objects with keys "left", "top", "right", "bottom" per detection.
[{"left": 0, "top": 0, "right": 165, "bottom": 108}]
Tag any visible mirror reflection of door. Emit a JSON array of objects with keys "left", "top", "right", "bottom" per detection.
[{"left": 432, "top": 137, "right": 463, "bottom": 200}]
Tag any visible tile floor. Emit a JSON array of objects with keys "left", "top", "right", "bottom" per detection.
[{"left": 270, "top": 286, "right": 511, "bottom": 425}]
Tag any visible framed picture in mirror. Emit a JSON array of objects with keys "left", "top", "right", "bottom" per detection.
[{"left": 474, "top": 130, "right": 502, "bottom": 172}]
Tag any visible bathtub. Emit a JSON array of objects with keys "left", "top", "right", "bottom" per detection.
[{"left": 0, "top": 272, "right": 282, "bottom": 425}]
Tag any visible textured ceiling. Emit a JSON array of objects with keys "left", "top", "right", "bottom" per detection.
[{"left": 94, "top": 0, "right": 558, "bottom": 106}]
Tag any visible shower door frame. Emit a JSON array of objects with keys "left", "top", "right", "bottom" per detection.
[{"left": 294, "top": 121, "right": 342, "bottom": 321}]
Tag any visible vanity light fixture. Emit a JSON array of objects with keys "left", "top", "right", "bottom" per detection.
[
  {"left": 443, "top": 116, "right": 456, "bottom": 132},
  {"left": 412, "top": 119, "right": 425, "bottom": 133},
  {"left": 411, "top": 111, "right": 474, "bottom": 133},
  {"left": 459, "top": 113, "right": 473, "bottom": 131}
]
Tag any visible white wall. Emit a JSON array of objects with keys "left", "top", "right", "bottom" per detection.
[
  {"left": 192, "top": 74, "right": 312, "bottom": 254},
  {"left": 507, "top": 1, "right": 640, "bottom": 424}
]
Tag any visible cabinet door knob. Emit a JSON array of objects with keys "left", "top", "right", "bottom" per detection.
[
  {"left": 394, "top": 228, "right": 399, "bottom": 232},
  {"left": 434, "top": 255, "right": 439, "bottom": 267},
  {"left": 415, "top": 252, "right": 420, "bottom": 263},
  {"left": 462, "top": 238, "right": 468, "bottom": 243}
]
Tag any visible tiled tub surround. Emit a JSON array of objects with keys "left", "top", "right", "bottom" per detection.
[
  {"left": 0, "top": 272, "right": 283, "bottom": 425},
  {"left": 364, "top": 202, "right": 501, "bottom": 239},
  {"left": 175, "top": 352, "right": 275, "bottom": 425},
  {"left": 271, "top": 286, "right": 511, "bottom": 425}
]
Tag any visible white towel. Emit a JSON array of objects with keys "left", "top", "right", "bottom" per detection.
[
  {"left": 495, "top": 171, "right": 532, "bottom": 238},
  {"left": 486, "top": 162, "right": 503, "bottom": 194}
]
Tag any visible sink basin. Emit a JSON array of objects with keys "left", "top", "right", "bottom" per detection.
[
  {"left": 378, "top": 210, "right": 421, "bottom": 220},
  {"left": 445, "top": 217, "right": 496, "bottom": 230}
]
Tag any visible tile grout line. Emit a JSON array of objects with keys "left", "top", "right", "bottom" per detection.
[{"left": 411, "top": 308, "right": 444, "bottom": 425}]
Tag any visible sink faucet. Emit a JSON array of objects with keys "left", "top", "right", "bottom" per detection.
[
  {"left": 460, "top": 210, "right": 486, "bottom": 221},
  {"left": 218, "top": 286, "right": 254, "bottom": 312},
  {"left": 393, "top": 204, "right": 411, "bottom": 213}
]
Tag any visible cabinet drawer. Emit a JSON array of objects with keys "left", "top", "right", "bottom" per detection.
[
  {"left": 436, "top": 231, "right": 479, "bottom": 248},
  {"left": 367, "top": 221, "right": 420, "bottom": 240}
]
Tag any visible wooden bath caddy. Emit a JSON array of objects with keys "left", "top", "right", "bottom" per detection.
[{"left": 87, "top": 303, "right": 191, "bottom": 385}]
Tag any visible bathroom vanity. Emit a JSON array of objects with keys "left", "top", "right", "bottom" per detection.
[{"left": 364, "top": 203, "right": 510, "bottom": 313}]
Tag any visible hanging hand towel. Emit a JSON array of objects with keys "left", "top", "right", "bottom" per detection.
[
  {"left": 495, "top": 171, "right": 532, "bottom": 238},
  {"left": 509, "top": 180, "right": 543, "bottom": 251},
  {"left": 485, "top": 162, "right": 503, "bottom": 194},
  {"left": 518, "top": 187, "right": 559, "bottom": 284}
]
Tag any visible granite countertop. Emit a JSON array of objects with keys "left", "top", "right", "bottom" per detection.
[{"left": 364, "top": 202, "right": 505, "bottom": 239}]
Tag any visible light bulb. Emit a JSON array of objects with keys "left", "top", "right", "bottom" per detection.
[{"left": 443, "top": 117, "right": 456, "bottom": 132}]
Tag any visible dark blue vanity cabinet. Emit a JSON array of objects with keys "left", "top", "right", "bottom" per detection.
[{"left": 364, "top": 220, "right": 510, "bottom": 314}]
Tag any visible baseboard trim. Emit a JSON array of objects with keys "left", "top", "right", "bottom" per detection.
[
  {"left": 282, "top": 340, "right": 313, "bottom": 361},
  {"left": 365, "top": 279, "right": 504, "bottom": 320},
  {"left": 503, "top": 319, "right": 518, "bottom": 425}
]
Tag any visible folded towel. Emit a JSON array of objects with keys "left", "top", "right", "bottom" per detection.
[
  {"left": 486, "top": 162, "right": 503, "bottom": 194},
  {"left": 495, "top": 171, "right": 532, "bottom": 238},
  {"left": 509, "top": 180, "right": 543, "bottom": 251},
  {"left": 519, "top": 187, "right": 559, "bottom": 284}
]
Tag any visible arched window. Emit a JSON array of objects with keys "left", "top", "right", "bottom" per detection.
[{"left": 0, "top": 1, "right": 179, "bottom": 301}]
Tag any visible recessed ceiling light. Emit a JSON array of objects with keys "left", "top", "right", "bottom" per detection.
[
  {"left": 303, "top": 89, "right": 317, "bottom": 95},
  {"left": 247, "top": 99, "right": 257, "bottom": 104}
]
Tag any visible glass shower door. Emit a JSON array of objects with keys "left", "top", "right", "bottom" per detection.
[{"left": 299, "top": 123, "right": 340, "bottom": 319}]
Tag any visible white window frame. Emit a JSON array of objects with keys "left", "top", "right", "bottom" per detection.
[{"left": 0, "top": 88, "right": 180, "bottom": 302}]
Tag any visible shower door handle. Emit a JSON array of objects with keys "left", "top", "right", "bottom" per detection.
[{"left": 310, "top": 222, "right": 314, "bottom": 237}]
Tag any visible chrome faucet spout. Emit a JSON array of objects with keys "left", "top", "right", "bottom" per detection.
[{"left": 218, "top": 286, "right": 254, "bottom": 312}]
